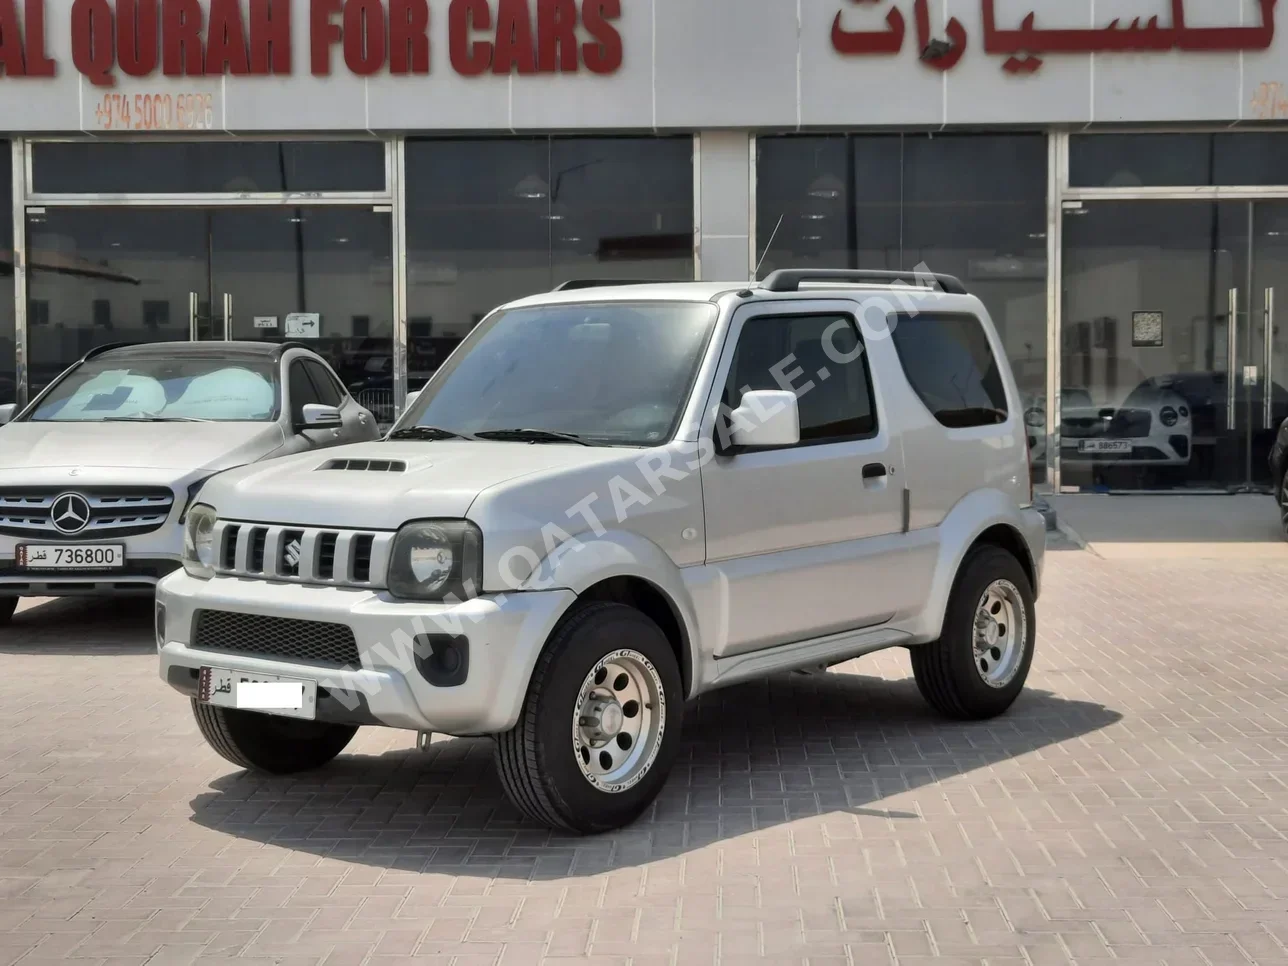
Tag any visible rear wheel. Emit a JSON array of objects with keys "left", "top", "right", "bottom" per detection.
[
  {"left": 191, "top": 701, "right": 357, "bottom": 774},
  {"left": 0, "top": 597, "right": 16, "bottom": 625},
  {"left": 494, "top": 602, "right": 683, "bottom": 834},
  {"left": 911, "top": 545, "right": 1036, "bottom": 720}
]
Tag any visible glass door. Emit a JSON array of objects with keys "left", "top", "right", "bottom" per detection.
[
  {"left": 1061, "top": 199, "right": 1288, "bottom": 492},
  {"left": 208, "top": 207, "right": 394, "bottom": 423},
  {"left": 25, "top": 208, "right": 209, "bottom": 397},
  {"left": 1248, "top": 202, "right": 1288, "bottom": 488}
]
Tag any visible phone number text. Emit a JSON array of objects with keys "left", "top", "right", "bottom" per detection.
[{"left": 92, "top": 93, "right": 216, "bottom": 132}]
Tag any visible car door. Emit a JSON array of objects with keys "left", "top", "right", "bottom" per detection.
[
  {"left": 302, "top": 358, "right": 376, "bottom": 442},
  {"left": 698, "top": 299, "right": 909, "bottom": 658}
]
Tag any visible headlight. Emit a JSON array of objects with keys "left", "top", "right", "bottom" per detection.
[
  {"left": 388, "top": 520, "right": 483, "bottom": 601},
  {"left": 1160, "top": 406, "right": 1179, "bottom": 427},
  {"left": 1024, "top": 408, "right": 1045, "bottom": 428},
  {"left": 182, "top": 504, "right": 219, "bottom": 579}
]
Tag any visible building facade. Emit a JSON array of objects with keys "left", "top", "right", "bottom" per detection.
[{"left": 2, "top": 0, "right": 1287, "bottom": 493}]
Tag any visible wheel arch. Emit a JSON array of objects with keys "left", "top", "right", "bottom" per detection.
[
  {"left": 913, "top": 490, "right": 1044, "bottom": 643},
  {"left": 515, "top": 530, "right": 703, "bottom": 700}
]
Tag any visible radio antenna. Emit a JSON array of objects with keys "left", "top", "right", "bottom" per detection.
[{"left": 752, "top": 213, "right": 785, "bottom": 281}]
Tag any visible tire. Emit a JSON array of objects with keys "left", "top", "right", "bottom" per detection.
[
  {"left": 191, "top": 700, "right": 357, "bottom": 774},
  {"left": 494, "top": 602, "right": 684, "bottom": 834},
  {"left": 0, "top": 597, "right": 16, "bottom": 625},
  {"left": 911, "top": 544, "right": 1036, "bottom": 720}
]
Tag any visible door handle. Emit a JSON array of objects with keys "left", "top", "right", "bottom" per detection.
[
  {"left": 1228, "top": 287, "right": 1239, "bottom": 431},
  {"left": 222, "top": 293, "right": 232, "bottom": 341},
  {"left": 862, "top": 462, "right": 888, "bottom": 480},
  {"left": 188, "top": 292, "right": 198, "bottom": 341}
]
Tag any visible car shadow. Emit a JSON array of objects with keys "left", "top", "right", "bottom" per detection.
[
  {"left": 0, "top": 596, "right": 157, "bottom": 654},
  {"left": 187, "top": 671, "right": 1121, "bottom": 879}
]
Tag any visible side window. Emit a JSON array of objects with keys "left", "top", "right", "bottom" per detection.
[
  {"left": 288, "top": 360, "right": 323, "bottom": 425},
  {"left": 302, "top": 360, "right": 343, "bottom": 407},
  {"left": 723, "top": 313, "right": 877, "bottom": 444},
  {"left": 889, "top": 314, "right": 1009, "bottom": 428}
]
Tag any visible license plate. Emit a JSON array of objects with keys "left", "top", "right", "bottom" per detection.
[
  {"left": 1079, "top": 439, "right": 1133, "bottom": 454},
  {"left": 197, "top": 667, "right": 318, "bottom": 721},
  {"left": 16, "top": 544, "right": 125, "bottom": 570}
]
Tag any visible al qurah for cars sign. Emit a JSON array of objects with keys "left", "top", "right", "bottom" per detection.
[{"left": 0, "top": 0, "right": 623, "bottom": 85}]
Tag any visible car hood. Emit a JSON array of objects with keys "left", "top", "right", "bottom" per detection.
[
  {"left": 197, "top": 440, "right": 634, "bottom": 529},
  {"left": 0, "top": 421, "right": 285, "bottom": 480}
]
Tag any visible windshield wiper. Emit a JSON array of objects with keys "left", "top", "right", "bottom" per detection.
[
  {"left": 102, "top": 415, "right": 212, "bottom": 423},
  {"left": 474, "top": 428, "right": 593, "bottom": 446},
  {"left": 387, "top": 425, "right": 476, "bottom": 441}
]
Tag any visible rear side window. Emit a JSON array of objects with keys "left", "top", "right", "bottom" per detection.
[{"left": 889, "top": 314, "right": 1008, "bottom": 428}]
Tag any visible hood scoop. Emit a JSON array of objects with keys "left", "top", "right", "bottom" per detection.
[{"left": 318, "top": 458, "right": 407, "bottom": 473}]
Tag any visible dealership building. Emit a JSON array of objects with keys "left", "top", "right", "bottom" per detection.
[{"left": 0, "top": 0, "right": 1286, "bottom": 493}]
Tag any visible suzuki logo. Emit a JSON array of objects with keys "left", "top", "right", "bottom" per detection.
[
  {"left": 50, "top": 492, "right": 91, "bottom": 535},
  {"left": 283, "top": 538, "right": 303, "bottom": 572}
]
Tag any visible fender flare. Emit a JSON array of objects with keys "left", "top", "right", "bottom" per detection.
[
  {"left": 511, "top": 529, "right": 703, "bottom": 697},
  {"left": 915, "top": 489, "right": 1039, "bottom": 642}
]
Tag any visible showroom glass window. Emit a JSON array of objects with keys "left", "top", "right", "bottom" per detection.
[
  {"left": 404, "top": 137, "right": 695, "bottom": 390},
  {"left": 755, "top": 134, "right": 1049, "bottom": 476},
  {"left": 0, "top": 142, "right": 11, "bottom": 406},
  {"left": 23, "top": 141, "right": 392, "bottom": 420}
]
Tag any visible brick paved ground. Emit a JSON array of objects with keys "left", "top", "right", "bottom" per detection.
[{"left": 2, "top": 539, "right": 1288, "bottom": 965}]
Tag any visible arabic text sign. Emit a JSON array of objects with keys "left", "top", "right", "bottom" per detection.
[{"left": 831, "top": 0, "right": 1278, "bottom": 74}]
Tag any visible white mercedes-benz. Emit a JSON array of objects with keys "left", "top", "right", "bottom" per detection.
[{"left": 0, "top": 341, "right": 379, "bottom": 622}]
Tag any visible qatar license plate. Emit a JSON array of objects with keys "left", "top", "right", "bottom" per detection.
[
  {"left": 1079, "top": 439, "right": 1133, "bottom": 455},
  {"left": 16, "top": 544, "right": 125, "bottom": 570},
  {"left": 197, "top": 667, "right": 318, "bottom": 721}
]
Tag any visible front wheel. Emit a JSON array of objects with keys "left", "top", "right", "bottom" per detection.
[
  {"left": 191, "top": 701, "right": 357, "bottom": 774},
  {"left": 911, "top": 545, "right": 1036, "bottom": 720},
  {"left": 494, "top": 602, "right": 683, "bottom": 834}
]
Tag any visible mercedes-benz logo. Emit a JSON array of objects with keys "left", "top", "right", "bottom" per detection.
[{"left": 50, "top": 492, "right": 91, "bottom": 535}]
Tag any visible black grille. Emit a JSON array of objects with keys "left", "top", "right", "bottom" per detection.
[
  {"left": 191, "top": 609, "right": 360, "bottom": 668},
  {"left": 222, "top": 525, "right": 240, "bottom": 570},
  {"left": 318, "top": 533, "right": 338, "bottom": 580},
  {"left": 1061, "top": 408, "right": 1152, "bottom": 439},
  {"left": 352, "top": 534, "right": 374, "bottom": 583},
  {"left": 248, "top": 528, "right": 267, "bottom": 572}
]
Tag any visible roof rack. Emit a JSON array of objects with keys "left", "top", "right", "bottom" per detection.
[
  {"left": 552, "top": 279, "right": 670, "bottom": 291},
  {"left": 760, "top": 269, "right": 968, "bottom": 295}
]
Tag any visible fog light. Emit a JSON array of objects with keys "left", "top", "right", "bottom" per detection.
[{"left": 154, "top": 602, "right": 166, "bottom": 648}]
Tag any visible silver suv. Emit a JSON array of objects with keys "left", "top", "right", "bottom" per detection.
[{"left": 157, "top": 270, "right": 1046, "bottom": 833}]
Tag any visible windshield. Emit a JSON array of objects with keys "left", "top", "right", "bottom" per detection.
[
  {"left": 400, "top": 301, "right": 719, "bottom": 445},
  {"left": 28, "top": 356, "right": 280, "bottom": 423}
]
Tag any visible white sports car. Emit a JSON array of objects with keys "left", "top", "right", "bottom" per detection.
[{"left": 1023, "top": 385, "right": 1194, "bottom": 470}]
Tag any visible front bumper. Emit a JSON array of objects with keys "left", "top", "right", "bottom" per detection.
[
  {"left": 0, "top": 526, "right": 183, "bottom": 596},
  {"left": 1059, "top": 432, "right": 1191, "bottom": 467},
  {"left": 156, "top": 570, "right": 575, "bottom": 735}
]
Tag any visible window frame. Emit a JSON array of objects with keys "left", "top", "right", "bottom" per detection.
[
  {"left": 287, "top": 358, "right": 325, "bottom": 426},
  {"left": 717, "top": 309, "right": 880, "bottom": 451},
  {"left": 302, "top": 358, "right": 345, "bottom": 406},
  {"left": 888, "top": 310, "right": 1010, "bottom": 430}
]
